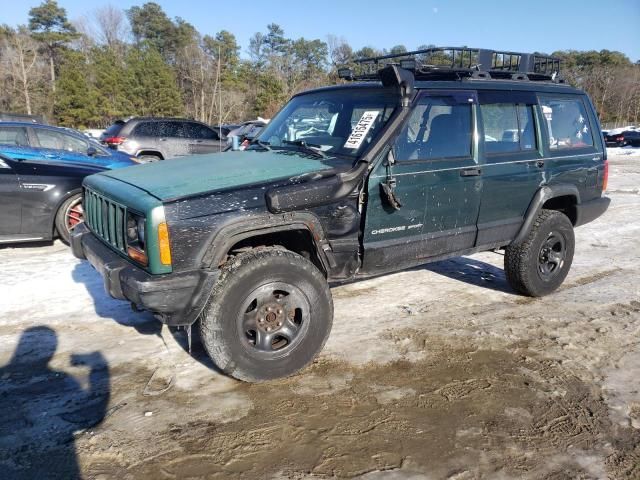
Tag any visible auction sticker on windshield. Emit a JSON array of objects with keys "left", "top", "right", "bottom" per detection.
[{"left": 344, "top": 111, "right": 380, "bottom": 149}]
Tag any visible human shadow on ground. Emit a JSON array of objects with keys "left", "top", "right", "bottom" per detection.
[{"left": 0, "top": 326, "right": 110, "bottom": 480}]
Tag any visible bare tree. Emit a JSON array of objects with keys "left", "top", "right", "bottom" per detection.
[
  {"left": 2, "top": 27, "right": 41, "bottom": 114},
  {"left": 94, "top": 5, "right": 130, "bottom": 51}
]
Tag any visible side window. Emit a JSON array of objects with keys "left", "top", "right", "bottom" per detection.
[
  {"left": 132, "top": 122, "right": 157, "bottom": 137},
  {"left": 0, "top": 127, "right": 29, "bottom": 146},
  {"left": 59, "top": 132, "right": 89, "bottom": 153},
  {"left": 160, "top": 121, "right": 184, "bottom": 138},
  {"left": 33, "top": 129, "right": 64, "bottom": 149},
  {"left": 539, "top": 95, "right": 594, "bottom": 150},
  {"left": 184, "top": 123, "right": 218, "bottom": 140},
  {"left": 394, "top": 95, "right": 473, "bottom": 161},
  {"left": 481, "top": 103, "right": 536, "bottom": 155}
]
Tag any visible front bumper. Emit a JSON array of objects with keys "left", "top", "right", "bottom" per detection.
[
  {"left": 574, "top": 196, "right": 611, "bottom": 227},
  {"left": 71, "top": 223, "right": 218, "bottom": 326}
]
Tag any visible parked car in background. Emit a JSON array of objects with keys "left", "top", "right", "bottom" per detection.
[
  {"left": 226, "top": 120, "right": 267, "bottom": 149},
  {"left": 0, "top": 122, "right": 138, "bottom": 169},
  {"left": 100, "top": 117, "right": 226, "bottom": 161},
  {"left": 605, "top": 129, "right": 640, "bottom": 147},
  {"left": 0, "top": 112, "right": 46, "bottom": 123},
  {"left": 83, "top": 128, "right": 105, "bottom": 140},
  {"left": 0, "top": 153, "right": 106, "bottom": 244}
]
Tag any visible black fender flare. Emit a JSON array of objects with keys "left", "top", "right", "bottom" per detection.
[
  {"left": 511, "top": 184, "right": 580, "bottom": 245},
  {"left": 200, "top": 211, "right": 335, "bottom": 274}
]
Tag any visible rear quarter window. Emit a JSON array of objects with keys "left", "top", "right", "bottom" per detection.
[{"left": 539, "top": 95, "right": 594, "bottom": 151}]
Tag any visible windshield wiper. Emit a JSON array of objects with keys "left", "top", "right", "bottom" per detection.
[
  {"left": 282, "top": 140, "right": 327, "bottom": 158},
  {"left": 250, "top": 139, "right": 271, "bottom": 151}
]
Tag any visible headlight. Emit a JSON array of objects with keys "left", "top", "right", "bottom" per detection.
[{"left": 126, "top": 213, "right": 145, "bottom": 248}]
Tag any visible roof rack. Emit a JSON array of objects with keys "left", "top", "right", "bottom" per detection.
[{"left": 338, "top": 47, "right": 563, "bottom": 83}]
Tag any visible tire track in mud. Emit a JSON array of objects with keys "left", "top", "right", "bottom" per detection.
[{"left": 73, "top": 334, "right": 639, "bottom": 480}]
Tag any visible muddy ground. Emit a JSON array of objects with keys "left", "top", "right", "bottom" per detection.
[{"left": 1, "top": 150, "right": 639, "bottom": 479}]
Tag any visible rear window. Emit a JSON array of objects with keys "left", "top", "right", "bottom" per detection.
[
  {"left": 102, "top": 122, "right": 125, "bottom": 138},
  {"left": 539, "top": 95, "right": 594, "bottom": 150}
]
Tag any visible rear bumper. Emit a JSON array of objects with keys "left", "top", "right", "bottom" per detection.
[
  {"left": 71, "top": 223, "right": 218, "bottom": 326},
  {"left": 575, "top": 196, "right": 611, "bottom": 227}
]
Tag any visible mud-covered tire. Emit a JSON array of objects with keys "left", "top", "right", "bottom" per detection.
[
  {"left": 199, "top": 248, "right": 333, "bottom": 382},
  {"left": 54, "top": 194, "right": 83, "bottom": 245},
  {"left": 137, "top": 154, "right": 162, "bottom": 162},
  {"left": 505, "top": 209, "right": 575, "bottom": 297}
]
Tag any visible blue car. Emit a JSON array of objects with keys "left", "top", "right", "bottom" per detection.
[{"left": 0, "top": 122, "right": 139, "bottom": 169}]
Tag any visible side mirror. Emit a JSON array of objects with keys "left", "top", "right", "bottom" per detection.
[{"left": 87, "top": 146, "right": 98, "bottom": 157}]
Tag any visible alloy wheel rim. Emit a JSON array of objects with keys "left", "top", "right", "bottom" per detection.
[{"left": 65, "top": 199, "right": 84, "bottom": 232}]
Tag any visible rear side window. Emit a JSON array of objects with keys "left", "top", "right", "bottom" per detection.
[
  {"left": 481, "top": 103, "right": 536, "bottom": 154},
  {"left": 394, "top": 94, "right": 473, "bottom": 161},
  {"left": 34, "top": 129, "right": 88, "bottom": 153},
  {"left": 539, "top": 95, "right": 594, "bottom": 150},
  {"left": 0, "top": 127, "right": 29, "bottom": 146}
]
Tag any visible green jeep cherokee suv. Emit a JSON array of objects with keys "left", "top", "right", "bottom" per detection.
[{"left": 71, "top": 48, "right": 610, "bottom": 382}]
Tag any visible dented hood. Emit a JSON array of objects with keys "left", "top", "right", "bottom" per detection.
[{"left": 98, "top": 150, "right": 334, "bottom": 201}]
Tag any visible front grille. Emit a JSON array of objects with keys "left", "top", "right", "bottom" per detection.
[{"left": 83, "top": 187, "right": 127, "bottom": 252}]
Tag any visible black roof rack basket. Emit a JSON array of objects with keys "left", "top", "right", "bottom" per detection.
[{"left": 342, "top": 47, "right": 562, "bottom": 83}]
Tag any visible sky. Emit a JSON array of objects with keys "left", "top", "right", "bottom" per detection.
[{"left": 3, "top": 0, "right": 640, "bottom": 62}]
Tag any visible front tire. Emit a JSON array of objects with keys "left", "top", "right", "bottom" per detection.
[
  {"left": 504, "top": 209, "right": 575, "bottom": 297},
  {"left": 55, "top": 194, "right": 83, "bottom": 244},
  {"left": 199, "top": 248, "right": 333, "bottom": 382}
]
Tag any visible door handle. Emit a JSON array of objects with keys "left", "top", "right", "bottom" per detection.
[
  {"left": 460, "top": 167, "right": 481, "bottom": 177},
  {"left": 536, "top": 160, "right": 545, "bottom": 168}
]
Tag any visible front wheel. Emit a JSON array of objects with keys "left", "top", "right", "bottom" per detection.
[
  {"left": 55, "top": 194, "right": 83, "bottom": 244},
  {"left": 504, "top": 209, "right": 575, "bottom": 297},
  {"left": 199, "top": 248, "right": 333, "bottom": 382}
]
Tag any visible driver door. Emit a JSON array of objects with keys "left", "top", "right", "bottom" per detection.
[{"left": 361, "top": 90, "right": 482, "bottom": 274}]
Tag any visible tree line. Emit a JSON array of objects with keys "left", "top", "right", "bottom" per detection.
[{"left": 1, "top": 0, "right": 638, "bottom": 129}]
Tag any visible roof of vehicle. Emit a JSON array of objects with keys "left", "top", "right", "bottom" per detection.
[
  {"left": 119, "top": 117, "right": 213, "bottom": 125},
  {"left": 0, "top": 121, "right": 97, "bottom": 135}
]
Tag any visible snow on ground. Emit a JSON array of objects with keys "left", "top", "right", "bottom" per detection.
[{"left": 0, "top": 149, "right": 639, "bottom": 479}]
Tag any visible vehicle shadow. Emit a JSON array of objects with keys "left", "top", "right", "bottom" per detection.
[
  {"left": 0, "top": 326, "right": 110, "bottom": 479},
  {"left": 71, "top": 262, "right": 161, "bottom": 337},
  {"left": 423, "top": 255, "right": 515, "bottom": 295}
]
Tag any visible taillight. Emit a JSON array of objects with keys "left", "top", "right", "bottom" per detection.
[
  {"left": 103, "top": 136, "right": 126, "bottom": 145},
  {"left": 602, "top": 159, "right": 609, "bottom": 192},
  {"left": 616, "top": 136, "right": 624, "bottom": 141}
]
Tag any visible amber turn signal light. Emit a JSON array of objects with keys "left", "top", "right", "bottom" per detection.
[
  {"left": 127, "top": 246, "right": 148, "bottom": 266},
  {"left": 158, "top": 222, "right": 172, "bottom": 266}
]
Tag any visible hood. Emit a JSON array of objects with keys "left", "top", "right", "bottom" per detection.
[{"left": 98, "top": 150, "right": 335, "bottom": 201}]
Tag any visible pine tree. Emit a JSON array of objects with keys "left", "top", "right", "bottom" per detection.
[{"left": 54, "top": 50, "right": 99, "bottom": 127}]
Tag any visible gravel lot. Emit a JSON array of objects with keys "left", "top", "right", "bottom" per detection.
[{"left": 1, "top": 149, "right": 639, "bottom": 479}]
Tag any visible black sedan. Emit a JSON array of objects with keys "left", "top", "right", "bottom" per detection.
[
  {"left": 605, "top": 130, "right": 640, "bottom": 147},
  {"left": 0, "top": 154, "right": 105, "bottom": 244}
]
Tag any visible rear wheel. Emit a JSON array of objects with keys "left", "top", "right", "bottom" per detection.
[
  {"left": 137, "top": 154, "right": 162, "bottom": 162},
  {"left": 504, "top": 209, "right": 575, "bottom": 297},
  {"left": 55, "top": 194, "right": 83, "bottom": 244},
  {"left": 199, "top": 248, "right": 333, "bottom": 382}
]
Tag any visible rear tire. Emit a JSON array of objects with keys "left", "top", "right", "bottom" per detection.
[
  {"left": 137, "top": 154, "right": 162, "bottom": 162},
  {"left": 54, "top": 194, "right": 83, "bottom": 245},
  {"left": 199, "top": 248, "right": 333, "bottom": 382},
  {"left": 504, "top": 209, "right": 575, "bottom": 297}
]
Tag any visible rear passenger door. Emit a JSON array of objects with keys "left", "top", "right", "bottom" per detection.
[
  {"left": 476, "top": 91, "right": 544, "bottom": 246},
  {"left": 183, "top": 122, "right": 224, "bottom": 154},
  {"left": 362, "top": 90, "right": 481, "bottom": 272}
]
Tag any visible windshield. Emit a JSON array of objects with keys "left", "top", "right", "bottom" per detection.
[{"left": 255, "top": 88, "right": 398, "bottom": 158}]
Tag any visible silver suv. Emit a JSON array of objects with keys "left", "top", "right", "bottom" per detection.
[{"left": 100, "top": 117, "right": 226, "bottom": 161}]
